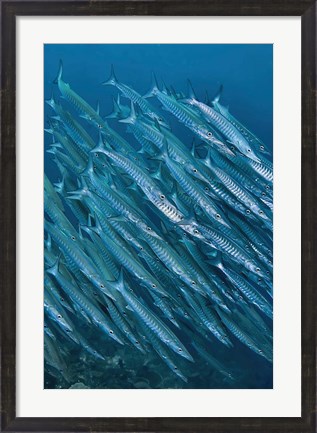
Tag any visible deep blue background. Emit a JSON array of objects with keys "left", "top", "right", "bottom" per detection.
[{"left": 44, "top": 44, "right": 273, "bottom": 175}]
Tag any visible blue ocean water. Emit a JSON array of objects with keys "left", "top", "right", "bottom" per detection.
[{"left": 44, "top": 44, "right": 273, "bottom": 389}]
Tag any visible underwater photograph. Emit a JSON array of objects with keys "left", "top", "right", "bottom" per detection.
[{"left": 44, "top": 44, "right": 273, "bottom": 389}]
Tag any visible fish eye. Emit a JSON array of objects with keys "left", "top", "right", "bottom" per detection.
[
  {"left": 158, "top": 118, "right": 163, "bottom": 122},
  {"left": 95, "top": 153, "right": 99, "bottom": 157},
  {"left": 160, "top": 194, "right": 165, "bottom": 200},
  {"left": 178, "top": 348, "right": 182, "bottom": 352},
  {"left": 146, "top": 227, "right": 152, "bottom": 231},
  {"left": 194, "top": 229, "right": 199, "bottom": 234},
  {"left": 174, "top": 367, "right": 178, "bottom": 370},
  {"left": 247, "top": 149, "right": 251, "bottom": 153},
  {"left": 57, "top": 315, "right": 62, "bottom": 319},
  {"left": 258, "top": 278, "right": 262, "bottom": 282},
  {"left": 259, "top": 210, "right": 263, "bottom": 215},
  {"left": 71, "top": 236, "right": 76, "bottom": 240},
  {"left": 140, "top": 246, "right": 143, "bottom": 251},
  {"left": 256, "top": 268, "right": 260, "bottom": 273},
  {"left": 260, "top": 146, "right": 264, "bottom": 150},
  {"left": 135, "top": 341, "right": 139, "bottom": 344},
  {"left": 193, "top": 168, "right": 197, "bottom": 173},
  {"left": 262, "top": 192, "right": 266, "bottom": 196},
  {"left": 216, "top": 214, "right": 221, "bottom": 219},
  {"left": 207, "top": 132, "right": 212, "bottom": 137},
  {"left": 98, "top": 124, "right": 102, "bottom": 129},
  {"left": 152, "top": 284, "right": 157, "bottom": 288},
  {"left": 109, "top": 330, "right": 114, "bottom": 334},
  {"left": 100, "top": 284, "right": 104, "bottom": 288},
  {"left": 191, "top": 281, "right": 196, "bottom": 285},
  {"left": 246, "top": 209, "right": 251, "bottom": 214},
  {"left": 266, "top": 185, "right": 270, "bottom": 190},
  {"left": 66, "top": 329, "right": 70, "bottom": 333},
  {"left": 61, "top": 298, "right": 64, "bottom": 302},
  {"left": 204, "top": 187, "right": 209, "bottom": 191}
]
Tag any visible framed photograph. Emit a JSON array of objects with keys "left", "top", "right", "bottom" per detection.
[{"left": 1, "top": 1, "right": 316, "bottom": 432}]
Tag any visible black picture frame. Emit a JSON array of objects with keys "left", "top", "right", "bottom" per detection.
[{"left": 1, "top": 1, "right": 316, "bottom": 432}]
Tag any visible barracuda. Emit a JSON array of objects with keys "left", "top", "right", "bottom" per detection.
[{"left": 44, "top": 62, "right": 273, "bottom": 388}]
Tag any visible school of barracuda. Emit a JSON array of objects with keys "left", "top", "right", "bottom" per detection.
[{"left": 44, "top": 62, "right": 273, "bottom": 388}]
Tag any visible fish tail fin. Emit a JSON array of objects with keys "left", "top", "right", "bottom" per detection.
[
  {"left": 119, "top": 100, "right": 137, "bottom": 124},
  {"left": 44, "top": 127, "right": 53, "bottom": 135},
  {"left": 143, "top": 72, "right": 159, "bottom": 98},
  {"left": 79, "top": 223, "right": 93, "bottom": 238},
  {"left": 53, "top": 176, "right": 65, "bottom": 194},
  {"left": 45, "top": 90, "right": 56, "bottom": 109},
  {"left": 53, "top": 60, "right": 63, "bottom": 85},
  {"left": 105, "top": 96, "right": 122, "bottom": 119},
  {"left": 110, "top": 267, "right": 126, "bottom": 293},
  {"left": 148, "top": 137, "right": 169, "bottom": 162},
  {"left": 187, "top": 79, "right": 197, "bottom": 100},
  {"left": 80, "top": 154, "right": 95, "bottom": 178},
  {"left": 46, "top": 255, "right": 61, "bottom": 277},
  {"left": 211, "top": 84, "right": 223, "bottom": 105},
  {"left": 102, "top": 64, "right": 118, "bottom": 86},
  {"left": 206, "top": 250, "right": 223, "bottom": 267}
]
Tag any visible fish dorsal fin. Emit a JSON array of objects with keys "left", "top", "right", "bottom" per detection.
[
  {"left": 204, "top": 90, "right": 211, "bottom": 106},
  {"left": 212, "top": 84, "right": 223, "bottom": 105},
  {"left": 187, "top": 79, "right": 197, "bottom": 100},
  {"left": 161, "top": 80, "right": 169, "bottom": 95}
]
